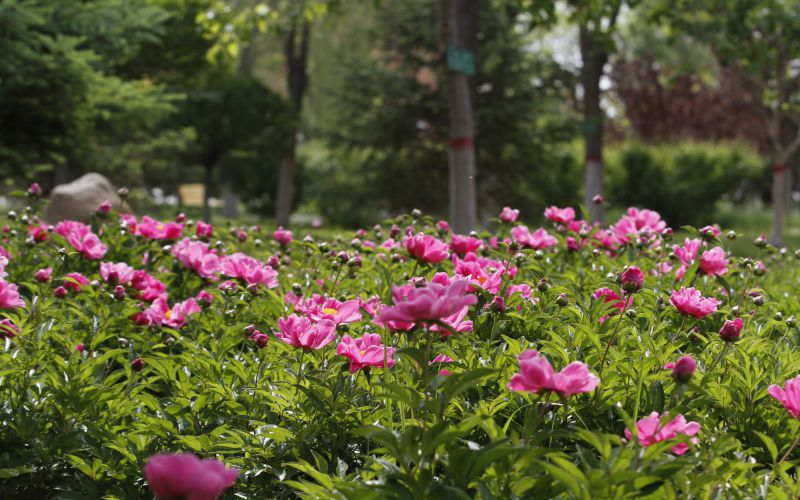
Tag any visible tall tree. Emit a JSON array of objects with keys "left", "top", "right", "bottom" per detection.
[
  {"left": 438, "top": 0, "right": 478, "bottom": 233},
  {"left": 659, "top": 0, "right": 800, "bottom": 244}
]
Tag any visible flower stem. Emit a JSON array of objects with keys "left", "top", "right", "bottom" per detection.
[{"left": 597, "top": 294, "right": 632, "bottom": 378}]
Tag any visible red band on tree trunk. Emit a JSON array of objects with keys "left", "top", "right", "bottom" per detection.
[
  {"left": 585, "top": 155, "right": 602, "bottom": 163},
  {"left": 773, "top": 164, "right": 789, "bottom": 174},
  {"left": 449, "top": 137, "right": 473, "bottom": 150}
]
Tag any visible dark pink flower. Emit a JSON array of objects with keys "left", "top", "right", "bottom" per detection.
[
  {"left": 96, "top": 200, "right": 112, "bottom": 215},
  {"left": 620, "top": 266, "right": 644, "bottom": 293},
  {"left": 276, "top": 315, "right": 336, "bottom": 350},
  {"left": 670, "top": 355, "right": 696, "bottom": 383},
  {"left": 250, "top": 331, "right": 269, "bottom": 348},
  {"left": 670, "top": 287, "right": 719, "bottom": 318},
  {"left": 100, "top": 262, "right": 136, "bottom": 286},
  {"left": 34, "top": 267, "right": 52, "bottom": 283},
  {"left": 624, "top": 412, "right": 700, "bottom": 455},
  {"left": 136, "top": 216, "right": 183, "bottom": 240},
  {"left": 64, "top": 272, "right": 89, "bottom": 292},
  {"left": 144, "top": 453, "right": 238, "bottom": 500},
  {"left": 27, "top": 182, "right": 42, "bottom": 197},
  {"left": 404, "top": 233, "right": 449, "bottom": 263},
  {"left": 0, "top": 318, "right": 18, "bottom": 338},
  {"left": 134, "top": 296, "right": 200, "bottom": 328},
  {"left": 508, "top": 350, "right": 599, "bottom": 397},
  {"left": 336, "top": 333, "right": 394, "bottom": 372},
  {"left": 196, "top": 221, "right": 213, "bottom": 239},
  {"left": 768, "top": 375, "right": 800, "bottom": 419},
  {"left": 131, "top": 271, "right": 167, "bottom": 302},
  {"left": 719, "top": 317, "right": 743, "bottom": 342}
]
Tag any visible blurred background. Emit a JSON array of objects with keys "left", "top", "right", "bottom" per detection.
[{"left": 1, "top": 0, "right": 798, "bottom": 242}]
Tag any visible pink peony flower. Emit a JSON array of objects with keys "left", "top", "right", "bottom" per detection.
[
  {"left": 719, "top": 317, "right": 743, "bottom": 342},
  {"left": 0, "top": 318, "right": 19, "bottom": 338},
  {"left": 336, "top": 333, "right": 395, "bottom": 372},
  {"left": 436, "top": 220, "right": 450, "bottom": 232},
  {"left": 404, "top": 233, "right": 449, "bottom": 264},
  {"left": 508, "top": 350, "right": 599, "bottom": 397},
  {"left": 699, "top": 247, "right": 728, "bottom": 276},
  {"left": 449, "top": 234, "right": 482, "bottom": 256},
  {"left": 136, "top": 216, "right": 183, "bottom": 240},
  {"left": 624, "top": 412, "right": 700, "bottom": 455},
  {"left": 27, "top": 182, "right": 42, "bottom": 197},
  {"left": 63, "top": 272, "right": 89, "bottom": 292},
  {"left": 276, "top": 314, "right": 336, "bottom": 350},
  {"left": 592, "top": 287, "right": 630, "bottom": 322},
  {"left": 612, "top": 208, "right": 667, "bottom": 245},
  {"left": 100, "top": 262, "right": 136, "bottom": 286},
  {"left": 295, "top": 295, "right": 362, "bottom": 325},
  {"left": 499, "top": 206, "right": 519, "bottom": 223},
  {"left": 172, "top": 238, "right": 220, "bottom": 279},
  {"left": 54, "top": 220, "right": 107, "bottom": 260},
  {"left": 34, "top": 267, "right": 52, "bottom": 283},
  {"left": 768, "top": 375, "right": 800, "bottom": 419},
  {"left": 274, "top": 226, "right": 293, "bottom": 245},
  {"left": 620, "top": 266, "right": 644, "bottom": 293},
  {"left": 196, "top": 221, "right": 213, "bottom": 239},
  {"left": 28, "top": 224, "right": 48, "bottom": 243},
  {"left": 375, "top": 279, "right": 477, "bottom": 326},
  {"left": 0, "top": 280, "right": 24, "bottom": 309},
  {"left": 220, "top": 253, "right": 278, "bottom": 288},
  {"left": 511, "top": 226, "right": 558, "bottom": 250},
  {"left": 430, "top": 305, "right": 473, "bottom": 336},
  {"left": 544, "top": 205, "right": 576, "bottom": 225},
  {"left": 670, "top": 355, "right": 696, "bottom": 383},
  {"left": 96, "top": 200, "right": 112, "bottom": 215},
  {"left": 133, "top": 296, "right": 201, "bottom": 328},
  {"left": 673, "top": 238, "right": 702, "bottom": 267},
  {"left": 131, "top": 270, "right": 167, "bottom": 302},
  {"left": 144, "top": 453, "right": 238, "bottom": 500},
  {"left": 670, "top": 287, "right": 719, "bottom": 318}
]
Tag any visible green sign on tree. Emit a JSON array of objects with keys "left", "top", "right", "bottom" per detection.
[{"left": 446, "top": 46, "right": 476, "bottom": 76}]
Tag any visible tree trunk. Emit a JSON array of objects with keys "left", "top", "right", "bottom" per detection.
[
  {"left": 54, "top": 164, "right": 70, "bottom": 186},
  {"left": 203, "top": 159, "right": 214, "bottom": 223},
  {"left": 274, "top": 21, "right": 311, "bottom": 228},
  {"left": 222, "top": 181, "right": 238, "bottom": 219},
  {"left": 438, "top": 0, "right": 478, "bottom": 234},
  {"left": 579, "top": 24, "right": 607, "bottom": 223}
]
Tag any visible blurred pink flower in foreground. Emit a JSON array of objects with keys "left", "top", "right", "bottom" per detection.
[
  {"left": 0, "top": 280, "right": 24, "bottom": 309},
  {"left": 144, "top": 452, "right": 238, "bottom": 500},
  {"left": 670, "top": 287, "right": 719, "bottom": 318},
  {"left": 508, "top": 350, "right": 599, "bottom": 397},
  {"left": 768, "top": 375, "right": 800, "bottom": 419},
  {"left": 624, "top": 412, "right": 700, "bottom": 455},
  {"left": 336, "top": 333, "right": 394, "bottom": 372}
]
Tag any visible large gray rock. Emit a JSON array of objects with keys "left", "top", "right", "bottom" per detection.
[{"left": 44, "top": 173, "right": 121, "bottom": 223}]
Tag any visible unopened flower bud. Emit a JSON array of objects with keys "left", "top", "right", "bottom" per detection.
[
  {"left": 54, "top": 286, "right": 67, "bottom": 299},
  {"left": 727, "top": 230, "right": 737, "bottom": 240},
  {"left": 670, "top": 355, "right": 696, "bottom": 384},
  {"left": 113, "top": 285, "right": 126, "bottom": 300},
  {"left": 131, "top": 357, "right": 144, "bottom": 372},
  {"left": 620, "top": 266, "right": 644, "bottom": 294},
  {"left": 556, "top": 293, "right": 569, "bottom": 307},
  {"left": 719, "top": 318, "right": 743, "bottom": 342},
  {"left": 490, "top": 296, "right": 506, "bottom": 313}
]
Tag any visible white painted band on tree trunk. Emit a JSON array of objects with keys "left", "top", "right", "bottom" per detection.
[{"left": 771, "top": 168, "right": 789, "bottom": 245}]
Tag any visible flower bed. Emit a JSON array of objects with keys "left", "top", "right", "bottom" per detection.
[{"left": 0, "top": 187, "right": 799, "bottom": 498}]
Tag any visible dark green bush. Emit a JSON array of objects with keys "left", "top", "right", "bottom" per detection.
[{"left": 605, "top": 141, "right": 763, "bottom": 226}]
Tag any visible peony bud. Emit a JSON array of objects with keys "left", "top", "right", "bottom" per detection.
[
  {"left": 719, "top": 317, "right": 743, "bottom": 342},
  {"left": 620, "top": 266, "right": 644, "bottom": 294},
  {"left": 54, "top": 286, "right": 67, "bottom": 299},
  {"left": 490, "top": 296, "right": 506, "bottom": 313},
  {"left": 113, "top": 285, "right": 126, "bottom": 300},
  {"left": 670, "top": 355, "right": 696, "bottom": 383},
  {"left": 27, "top": 182, "right": 42, "bottom": 198},
  {"left": 131, "top": 358, "right": 144, "bottom": 372}
]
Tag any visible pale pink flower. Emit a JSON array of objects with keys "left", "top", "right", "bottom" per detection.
[
  {"left": 375, "top": 279, "right": 477, "bottom": 326},
  {"left": 0, "top": 280, "right": 24, "bottom": 309},
  {"left": 544, "top": 205, "right": 576, "bottom": 225},
  {"left": 144, "top": 453, "right": 238, "bottom": 500},
  {"left": 699, "top": 247, "right": 728, "bottom": 276},
  {"left": 295, "top": 295, "right": 362, "bottom": 325},
  {"left": 508, "top": 350, "right": 599, "bottom": 397},
  {"left": 172, "top": 238, "right": 220, "bottom": 279},
  {"left": 220, "top": 253, "right": 278, "bottom": 288},
  {"left": 624, "top": 412, "right": 700, "bottom": 455},
  {"left": 670, "top": 287, "right": 719, "bottom": 318},
  {"left": 336, "top": 333, "right": 394, "bottom": 372},
  {"left": 430, "top": 305, "right": 473, "bottom": 336},
  {"left": 276, "top": 314, "right": 336, "bottom": 350},
  {"left": 404, "top": 233, "right": 449, "bottom": 263},
  {"left": 499, "top": 206, "right": 519, "bottom": 223},
  {"left": 133, "top": 296, "right": 200, "bottom": 328},
  {"left": 511, "top": 226, "right": 558, "bottom": 250},
  {"left": 673, "top": 238, "right": 702, "bottom": 267},
  {"left": 612, "top": 208, "right": 667, "bottom": 244},
  {"left": 768, "top": 375, "right": 800, "bottom": 419},
  {"left": 54, "top": 220, "right": 107, "bottom": 260},
  {"left": 0, "top": 255, "right": 7, "bottom": 278}
]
